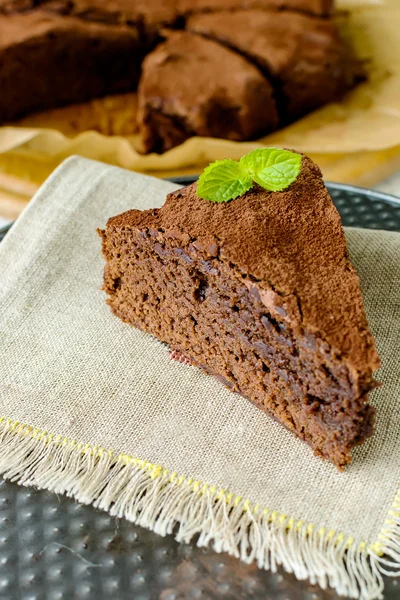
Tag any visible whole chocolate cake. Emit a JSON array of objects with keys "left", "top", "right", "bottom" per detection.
[
  {"left": 99, "top": 151, "right": 380, "bottom": 468},
  {"left": 0, "top": 0, "right": 360, "bottom": 153}
]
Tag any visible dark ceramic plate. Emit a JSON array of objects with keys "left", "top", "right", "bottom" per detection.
[{"left": 0, "top": 180, "right": 399, "bottom": 600}]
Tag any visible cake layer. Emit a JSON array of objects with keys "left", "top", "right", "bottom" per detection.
[
  {"left": 100, "top": 219, "right": 375, "bottom": 467},
  {"left": 187, "top": 9, "right": 359, "bottom": 122},
  {"left": 137, "top": 31, "right": 279, "bottom": 153},
  {"left": 0, "top": 11, "right": 144, "bottom": 122},
  {"left": 99, "top": 154, "right": 380, "bottom": 467}
]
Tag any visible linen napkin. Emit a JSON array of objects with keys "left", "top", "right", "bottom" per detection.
[{"left": 0, "top": 157, "right": 399, "bottom": 600}]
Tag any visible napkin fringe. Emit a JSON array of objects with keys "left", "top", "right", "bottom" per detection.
[{"left": 0, "top": 417, "right": 395, "bottom": 600}]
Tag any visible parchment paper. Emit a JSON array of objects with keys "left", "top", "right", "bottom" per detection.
[{"left": 0, "top": 0, "right": 399, "bottom": 196}]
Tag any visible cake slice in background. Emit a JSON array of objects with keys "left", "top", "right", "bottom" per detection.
[
  {"left": 99, "top": 151, "right": 380, "bottom": 468},
  {"left": 137, "top": 31, "right": 279, "bottom": 154},
  {"left": 187, "top": 9, "right": 361, "bottom": 123},
  {"left": 0, "top": 11, "right": 145, "bottom": 122}
]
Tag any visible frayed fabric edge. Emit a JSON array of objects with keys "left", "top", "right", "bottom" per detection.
[{"left": 0, "top": 418, "right": 397, "bottom": 600}]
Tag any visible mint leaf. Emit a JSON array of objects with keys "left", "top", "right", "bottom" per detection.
[
  {"left": 196, "top": 159, "right": 253, "bottom": 203},
  {"left": 195, "top": 148, "right": 301, "bottom": 202},
  {"left": 240, "top": 148, "right": 301, "bottom": 192}
]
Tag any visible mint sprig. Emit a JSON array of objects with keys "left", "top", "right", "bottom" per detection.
[{"left": 196, "top": 148, "right": 301, "bottom": 203}]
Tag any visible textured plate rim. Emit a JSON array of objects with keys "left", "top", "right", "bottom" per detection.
[
  {"left": 1, "top": 180, "right": 399, "bottom": 239},
  {"left": 327, "top": 181, "right": 400, "bottom": 208}
]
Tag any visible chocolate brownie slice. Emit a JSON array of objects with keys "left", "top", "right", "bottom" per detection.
[
  {"left": 187, "top": 9, "right": 360, "bottom": 123},
  {"left": 0, "top": 11, "right": 145, "bottom": 122},
  {"left": 137, "top": 31, "right": 279, "bottom": 153},
  {"left": 99, "top": 154, "right": 380, "bottom": 468}
]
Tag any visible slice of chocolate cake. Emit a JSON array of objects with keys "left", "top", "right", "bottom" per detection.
[
  {"left": 99, "top": 151, "right": 380, "bottom": 468},
  {"left": 0, "top": 11, "right": 145, "bottom": 122},
  {"left": 137, "top": 31, "right": 279, "bottom": 153},
  {"left": 187, "top": 9, "right": 360, "bottom": 123}
]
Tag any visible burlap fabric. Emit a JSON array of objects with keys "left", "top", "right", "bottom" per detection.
[{"left": 0, "top": 157, "right": 399, "bottom": 599}]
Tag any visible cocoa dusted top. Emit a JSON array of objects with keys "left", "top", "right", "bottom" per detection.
[{"left": 108, "top": 155, "right": 380, "bottom": 375}]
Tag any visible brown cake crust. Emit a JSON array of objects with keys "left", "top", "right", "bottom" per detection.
[
  {"left": 99, "top": 154, "right": 380, "bottom": 468},
  {"left": 0, "top": 11, "right": 144, "bottom": 122},
  {"left": 137, "top": 31, "right": 279, "bottom": 153},
  {"left": 187, "top": 9, "right": 360, "bottom": 122}
]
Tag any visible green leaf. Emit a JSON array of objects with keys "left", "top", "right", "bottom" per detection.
[
  {"left": 196, "top": 159, "right": 253, "bottom": 203},
  {"left": 195, "top": 148, "right": 301, "bottom": 203},
  {"left": 240, "top": 148, "right": 301, "bottom": 192}
]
